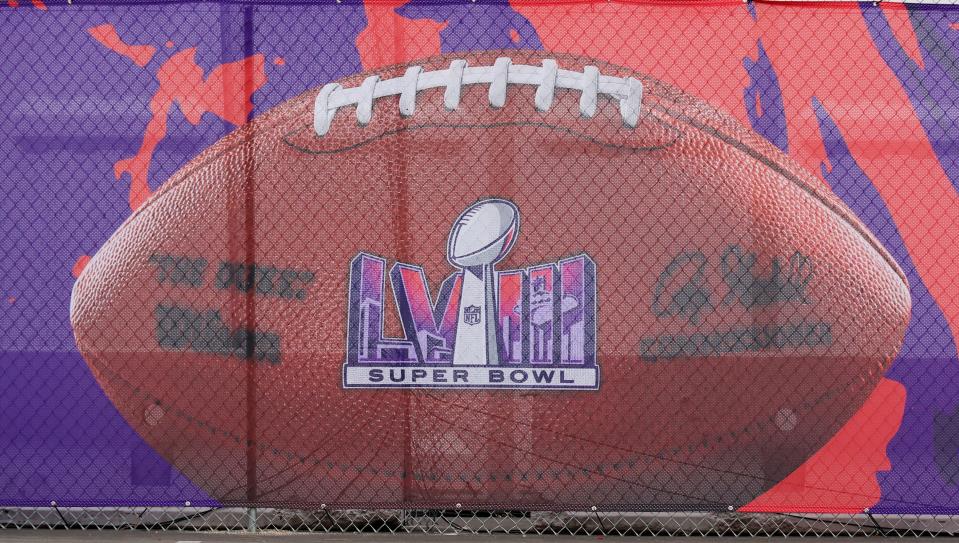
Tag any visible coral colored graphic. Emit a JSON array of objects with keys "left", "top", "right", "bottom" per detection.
[
  {"left": 743, "top": 39, "right": 787, "bottom": 152},
  {"left": 812, "top": 96, "right": 959, "bottom": 511},
  {"left": 742, "top": 92, "right": 958, "bottom": 512},
  {"left": 72, "top": 255, "right": 91, "bottom": 279},
  {"left": 355, "top": 0, "right": 443, "bottom": 70},
  {"left": 735, "top": 4, "right": 959, "bottom": 510},
  {"left": 864, "top": 5, "right": 959, "bottom": 194},
  {"left": 395, "top": 0, "right": 542, "bottom": 52},
  {"left": 746, "top": 5, "right": 959, "bottom": 362},
  {"left": 742, "top": 380, "right": 906, "bottom": 513},
  {"left": 88, "top": 24, "right": 156, "bottom": 68},
  {"left": 6, "top": 0, "right": 46, "bottom": 10},
  {"left": 514, "top": 0, "right": 959, "bottom": 511},
  {"left": 112, "top": 48, "right": 267, "bottom": 210}
]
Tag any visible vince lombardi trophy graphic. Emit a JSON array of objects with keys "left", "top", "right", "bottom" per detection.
[{"left": 447, "top": 199, "right": 520, "bottom": 365}]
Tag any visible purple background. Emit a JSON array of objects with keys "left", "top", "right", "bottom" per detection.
[{"left": 1, "top": 0, "right": 958, "bottom": 511}]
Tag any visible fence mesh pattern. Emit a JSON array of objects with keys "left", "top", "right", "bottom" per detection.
[{"left": 2, "top": 0, "right": 959, "bottom": 534}]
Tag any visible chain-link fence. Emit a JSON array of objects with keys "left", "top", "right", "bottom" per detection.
[
  {"left": 2, "top": 0, "right": 959, "bottom": 535},
  {"left": 4, "top": 508, "right": 959, "bottom": 535}
]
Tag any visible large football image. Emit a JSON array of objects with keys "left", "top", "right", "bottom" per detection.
[{"left": 70, "top": 51, "right": 911, "bottom": 509}]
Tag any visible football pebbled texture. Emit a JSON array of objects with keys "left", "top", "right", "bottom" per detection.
[{"left": 71, "top": 51, "right": 910, "bottom": 509}]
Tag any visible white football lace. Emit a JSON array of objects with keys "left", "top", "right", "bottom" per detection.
[{"left": 314, "top": 57, "right": 644, "bottom": 137}]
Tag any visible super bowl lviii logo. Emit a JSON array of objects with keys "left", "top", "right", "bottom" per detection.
[{"left": 343, "top": 199, "right": 599, "bottom": 390}]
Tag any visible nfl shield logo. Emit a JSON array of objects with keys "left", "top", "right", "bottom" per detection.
[{"left": 463, "top": 305, "right": 481, "bottom": 326}]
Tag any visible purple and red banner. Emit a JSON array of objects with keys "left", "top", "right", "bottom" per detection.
[{"left": 2, "top": 0, "right": 959, "bottom": 513}]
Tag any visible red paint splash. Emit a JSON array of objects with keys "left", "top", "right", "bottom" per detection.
[
  {"left": 741, "top": 379, "right": 905, "bottom": 513},
  {"left": 509, "top": 28, "right": 520, "bottom": 44},
  {"left": 517, "top": 2, "right": 931, "bottom": 509},
  {"left": 745, "top": 3, "right": 959, "bottom": 349},
  {"left": 88, "top": 24, "right": 156, "bottom": 68},
  {"left": 72, "top": 255, "right": 91, "bottom": 278},
  {"left": 7, "top": 0, "right": 46, "bottom": 9},
  {"left": 515, "top": 2, "right": 758, "bottom": 124},
  {"left": 273, "top": 56, "right": 286, "bottom": 66},
  {"left": 114, "top": 48, "right": 267, "bottom": 210},
  {"left": 81, "top": 29, "right": 269, "bottom": 269},
  {"left": 24, "top": 0, "right": 43, "bottom": 9},
  {"left": 356, "top": 1, "right": 444, "bottom": 70},
  {"left": 882, "top": 3, "right": 924, "bottom": 70}
]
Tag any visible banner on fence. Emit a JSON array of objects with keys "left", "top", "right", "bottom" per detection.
[{"left": 2, "top": 0, "right": 958, "bottom": 514}]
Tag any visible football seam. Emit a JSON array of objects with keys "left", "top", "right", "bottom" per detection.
[{"left": 282, "top": 118, "right": 684, "bottom": 156}]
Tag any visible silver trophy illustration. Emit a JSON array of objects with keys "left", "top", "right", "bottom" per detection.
[{"left": 447, "top": 199, "right": 519, "bottom": 365}]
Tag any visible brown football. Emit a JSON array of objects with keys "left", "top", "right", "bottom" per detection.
[{"left": 71, "top": 51, "right": 910, "bottom": 509}]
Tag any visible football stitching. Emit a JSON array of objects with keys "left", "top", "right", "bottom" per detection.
[
  {"left": 313, "top": 58, "right": 644, "bottom": 136},
  {"left": 89, "top": 54, "right": 905, "bottom": 299},
  {"left": 79, "top": 57, "right": 683, "bottom": 260}
]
